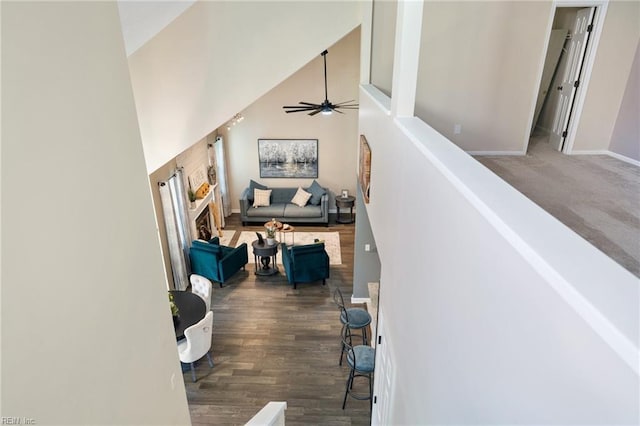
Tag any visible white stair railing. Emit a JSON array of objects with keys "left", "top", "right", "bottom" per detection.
[{"left": 245, "top": 401, "right": 287, "bottom": 426}]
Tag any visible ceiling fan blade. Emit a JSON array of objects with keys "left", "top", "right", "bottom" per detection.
[
  {"left": 298, "top": 102, "right": 322, "bottom": 107},
  {"left": 284, "top": 108, "right": 317, "bottom": 113},
  {"left": 334, "top": 105, "right": 359, "bottom": 109},
  {"left": 283, "top": 104, "right": 315, "bottom": 109},
  {"left": 334, "top": 100, "right": 357, "bottom": 106},
  {"left": 332, "top": 108, "right": 345, "bottom": 114},
  {"left": 284, "top": 105, "right": 316, "bottom": 110},
  {"left": 308, "top": 109, "right": 323, "bottom": 116}
]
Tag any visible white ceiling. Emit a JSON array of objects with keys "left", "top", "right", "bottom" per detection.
[{"left": 117, "top": 1, "right": 196, "bottom": 56}]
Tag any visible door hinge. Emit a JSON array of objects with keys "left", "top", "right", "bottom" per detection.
[
  {"left": 562, "top": 130, "right": 568, "bottom": 138},
  {"left": 378, "top": 335, "right": 382, "bottom": 345},
  {"left": 374, "top": 396, "right": 377, "bottom": 404},
  {"left": 574, "top": 80, "right": 580, "bottom": 88},
  {"left": 587, "top": 24, "right": 593, "bottom": 33}
]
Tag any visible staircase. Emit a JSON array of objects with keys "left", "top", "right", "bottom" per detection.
[{"left": 246, "top": 402, "right": 287, "bottom": 426}]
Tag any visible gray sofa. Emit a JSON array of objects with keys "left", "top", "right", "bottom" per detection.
[{"left": 240, "top": 186, "right": 329, "bottom": 226}]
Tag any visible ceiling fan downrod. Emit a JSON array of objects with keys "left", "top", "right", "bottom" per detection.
[
  {"left": 282, "top": 49, "right": 359, "bottom": 116},
  {"left": 321, "top": 50, "right": 329, "bottom": 104}
]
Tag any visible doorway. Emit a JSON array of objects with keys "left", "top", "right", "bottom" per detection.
[{"left": 528, "top": 2, "right": 608, "bottom": 154}]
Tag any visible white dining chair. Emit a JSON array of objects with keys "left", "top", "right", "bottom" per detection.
[
  {"left": 177, "top": 311, "right": 214, "bottom": 382},
  {"left": 190, "top": 274, "right": 212, "bottom": 312}
]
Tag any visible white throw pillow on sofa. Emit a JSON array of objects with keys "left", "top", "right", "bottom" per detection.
[
  {"left": 291, "top": 187, "right": 312, "bottom": 207},
  {"left": 253, "top": 188, "right": 272, "bottom": 207}
]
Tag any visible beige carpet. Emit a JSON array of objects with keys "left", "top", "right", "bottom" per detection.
[
  {"left": 475, "top": 135, "right": 640, "bottom": 277},
  {"left": 236, "top": 231, "right": 342, "bottom": 265}
]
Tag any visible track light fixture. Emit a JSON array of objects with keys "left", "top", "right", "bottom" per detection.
[{"left": 225, "top": 113, "right": 244, "bottom": 130}]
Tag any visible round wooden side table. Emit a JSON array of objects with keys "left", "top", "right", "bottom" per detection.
[
  {"left": 279, "top": 224, "right": 295, "bottom": 246},
  {"left": 335, "top": 195, "right": 355, "bottom": 224}
]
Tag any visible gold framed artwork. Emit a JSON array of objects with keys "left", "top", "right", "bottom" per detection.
[{"left": 359, "top": 135, "right": 371, "bottom": 203}]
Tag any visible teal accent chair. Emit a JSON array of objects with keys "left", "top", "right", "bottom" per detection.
[
  {"left": 190, "top": 238, "right": 248, "bottom": 287},
  {"left": 280, "top": 242, "right": 330, "bottom": 289}
]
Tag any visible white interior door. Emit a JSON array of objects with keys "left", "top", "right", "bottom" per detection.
[
  {"left": 531, "top": 29, "right": 568, "bottom": 135},
  {"left": 372, "top": 310, "right": 394, "bottom": 426},
  {"left": 549, "top": 7, "right": 595, "bottom": 151}
]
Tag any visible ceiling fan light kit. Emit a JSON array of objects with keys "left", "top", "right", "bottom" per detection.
[{"left": 283, "top": 49, "right": 358, "bottom": 116}]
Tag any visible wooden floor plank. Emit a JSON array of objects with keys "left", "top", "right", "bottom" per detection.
[{"left": 184, "top": 214, "right": 372, "bottom": 425}]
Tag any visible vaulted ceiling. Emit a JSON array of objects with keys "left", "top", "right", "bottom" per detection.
[
  {"left": 121, "top": 1, "right": 363, "bottom": 172},
  {"left": 117, "top": 1, "right": 196, "bottom": 56}
]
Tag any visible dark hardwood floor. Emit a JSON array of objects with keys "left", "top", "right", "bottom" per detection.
[{"left": 184, "top": 214, "right": 372, "bottom": 425}]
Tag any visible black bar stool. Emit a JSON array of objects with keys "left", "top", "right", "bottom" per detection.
[
  {"left": 333, "top": 288, "right": 372, "bottom": 365},
  {"left": 341, "top": 323, "right": 375, "bottom": 410}
]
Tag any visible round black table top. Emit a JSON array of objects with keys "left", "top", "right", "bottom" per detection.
[
  {"left": 336, "top": 195, "right": 355, "bottom": 207},
  {"left": 252, "top": 240, "right": 278, "bottom": 257},
  {"left": 170, "top": 290, "right": 206, "bottom": 340}
]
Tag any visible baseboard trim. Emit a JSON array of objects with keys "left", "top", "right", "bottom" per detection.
[
  {"left": 570, "top": 150, "right": 640, "bottom": 167},
  {"left": 569, "top": 149, "right": 609, "bottom": 155},
  {"left": 471, "top": 148, "right": 640, "bottom": 167},
  {"left": 467, "top": 150, "right": 526, "bottom": 156},
  {"left": 606, "top": 151, "right": 640, "bottom": 167}
]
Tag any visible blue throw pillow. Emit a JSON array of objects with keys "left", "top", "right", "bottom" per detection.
[
  {"left": 248, "top": 179, "right": 267, "bottom": 203},
  {"left": 307, "top": 180, "right": 326, "bottom": 205}
]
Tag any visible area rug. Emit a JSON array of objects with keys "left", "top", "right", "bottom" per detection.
[
  {"left": 216, "top": 229, "right": 236, "bottom": 247},
  {"left": 236, "top": 231, "right": 342, "bottom": 265}
]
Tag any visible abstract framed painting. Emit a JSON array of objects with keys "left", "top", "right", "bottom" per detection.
[{"left": 258, "top": 139, "right": 318, "bottom": 178}]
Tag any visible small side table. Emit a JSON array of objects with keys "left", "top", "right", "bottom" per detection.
[
  {"left": 335, "top": 196, "right": 355, "bottom": 224},
  {"left": 279, "top": 225, "right": 295, "bottom": 246},
  {"left": 252, "top": 240, "right": 279, "bottom": 276},
  {"left": 264, "top": 220, "right": 283, "bottom": 231}
]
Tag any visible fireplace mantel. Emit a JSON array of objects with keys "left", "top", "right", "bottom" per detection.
[{"left": 188, "top": 183, "right": 217, "bottom": 239}]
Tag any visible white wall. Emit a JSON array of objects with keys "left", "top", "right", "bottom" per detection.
[
  {"left": 370, "top": 0, "right": 397, "bottom": 97},
  {"left": 609, "top": 40, "right": 640, "bottom": 161},
  {"left": 117, "top": 0, "right": 197, "bottom": 56},
  {"left": 1, "top": 3, "right": 191, "bottom": 424},
  {"left": 223, "top": 28, "right": 361, "bottom": 212},
  {"left": 361, "top": 83, "right": 639, "bottom": 425},
  {"left": 128, "top": 0, "right": 363, "bottom": 173},
  {"left": 415, "top": 1, "right": 552, "bottom": 153},
  {"left": 412, "top": 1, "right": 638, "bottom": 155},
  {"left": 572, "top": 0, "right": 640, "bottom": 152},
  {"left": 361, "top": 2, "right": 639, "bottom": 422}
]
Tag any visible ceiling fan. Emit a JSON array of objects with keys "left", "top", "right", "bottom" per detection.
[{"left": 283, "top": 50, "right": 358, "bottom": 116}]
